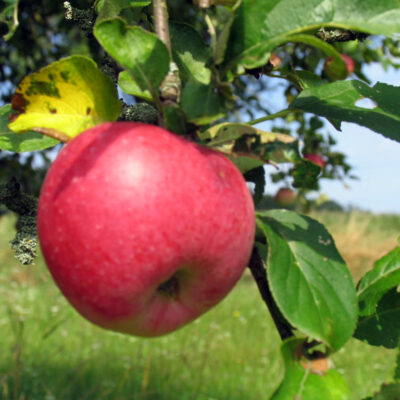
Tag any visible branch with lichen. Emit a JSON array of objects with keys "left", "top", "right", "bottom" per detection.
[
  {"left": 63, "top": 1, "right": 96, "bottom": 38},
  {"left": 315, "top": 28, "right": 368, "bottom": 43},
  {"left": 0, "top": 177, "right": 38, "bottom": 265},
  {"left": 118, "top": 103, "right": 159, "bottom": 124}
]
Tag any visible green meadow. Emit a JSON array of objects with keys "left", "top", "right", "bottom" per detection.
[{"left": 0, "top": 211, "right": 399, "bottom": 400}]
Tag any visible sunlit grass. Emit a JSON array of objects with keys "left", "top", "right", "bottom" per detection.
[
  {"left": 313, "top": 211, "right": 400, "bottom": 282},
  {"left": 0, "top": 211, "right": 398, "bottom": 400}
]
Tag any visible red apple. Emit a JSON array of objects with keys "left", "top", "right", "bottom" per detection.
[
  {"left": 324, "top": 53, "right": 354, "bottom": 80},
  {"left": 37, "top": 122, "right": 255, "bottom": 337},
  {"left": 274, "top": 188, "right": 297, "bottom": 207},
  {"left": 304, "top": 153, "right": 325, "bottom": 169}
]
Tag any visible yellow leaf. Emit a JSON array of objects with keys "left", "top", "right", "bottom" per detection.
[{"left": 8, "top": 56, "right": 121, "bottom": 138}]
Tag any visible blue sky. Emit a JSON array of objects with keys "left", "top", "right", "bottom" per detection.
[{"left": 260, "top": 63, "right": 400, "bottom": 214}]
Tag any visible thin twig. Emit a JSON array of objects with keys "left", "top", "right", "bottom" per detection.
[{"left": 248, "top": 246, "right": 294, "bottom": 341}]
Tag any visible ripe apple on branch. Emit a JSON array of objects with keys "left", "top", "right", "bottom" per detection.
[
  {"left": 303, "top": 153, "right": 326, "bottom": 169},
  {"left": 37, "top": 122, "right": 256, "bottom": 337},
  {"left": 274, "top": 188, "right": 297, "bottom": 207}
]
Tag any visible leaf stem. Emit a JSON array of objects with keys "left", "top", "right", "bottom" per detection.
[
  {"left": 204, "top": 12, "right": 217, "bottom": 60},
  {"left": 248, "top": 246, "right": 294, "bottom": 341},
  {"left": 32, "top": 127, "right": 71, "bottom": 143},
  {"left": 247, "top": 109, "right": 291, "bottom": 126}
]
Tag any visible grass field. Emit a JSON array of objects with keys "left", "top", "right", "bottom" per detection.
[{"left": 0, "top": 211, "right": 399, "bottom": 400}]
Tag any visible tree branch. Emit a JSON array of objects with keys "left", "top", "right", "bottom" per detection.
[
  {"left": 153, "top": 0, "right": 181, "bottom": 110},
  {"left": 154, "top": 0, "right": 172, "bottom": 56},
  {"left": 0, "top": 177, "right": 38, "bottom": 265},
  {"left": 315, "top": 28, "right": 368, "bottom": 43},
  {"left": 248, "top": 246, "right": 294, "bottom": 341}
]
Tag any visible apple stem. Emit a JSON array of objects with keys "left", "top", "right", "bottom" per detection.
[{"left": 248, "top": 247, "right": 294, "bottom": 341}]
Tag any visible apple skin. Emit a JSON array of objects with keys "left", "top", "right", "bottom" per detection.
[
  {"left": 324, "top": 54, "right": 354, "bottom": 80},
  {"left": 37, "top": 122, "right": 255, "bottom": 337},
  {"left": 304, "top": 153, "right": 325, "bottom": 169},
  {"left": 274, "top": 188, "right": 297, "bottom": 207}
]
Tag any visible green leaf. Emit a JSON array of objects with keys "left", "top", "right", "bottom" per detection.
[
  {"left": 290, "top": 80, "right": 400, "bottom": 143},
  {"left": 272, "top": 338, "right": 350, "bottom": 399},
  {"left": 355, "top": 288, "right": 400, "bottom": 349},
  {"left": 363, "top": 382, "right": 400, "bottom": 400},
  {"left": 169, "top": 22, "right": 211, "bottom": 85},
  {"left": 0, "top": 105, "right": 58, "bottom": 152},
  {"left": 0, "top": 0, "right": 19, "bottom": 41},
  {"left": 395, "top": 345, "right": 400, "bottom": 380},
  {"left": 163, "top": 105, "right": 187, "bottom": 136},
  {"left": 213, "top": 4, "right": 238, "bottom": 65},
  {"left": 292, "top": 159, "right": 321, "bottom": 189},
  {"left": 94, "top": 18, "right": 170, "bottom": 103},
  {"left": 181, "top": 82, "right": 225, "bottom": 125},
  {"left": 200, "top": 122, "right": 301, "bottom": 173},
  {"left": 357, "top": 246, "right": 400, "bottom": 317},
  {"left": 295, "top": 70, "right": 325, "bottom": 89},
  {"left": 8, "top": 56, "right": 121, "bottom": 139},
  {"left": 95, "top": 0, "right": 150, "bottom": 25},
  {"left": 118, "top": 71, "right": 152, "bottom": 101},
  {"left": 257, "top": 210, "right": 358, "bottom": 351},
  {"left": 226, "top": 0, "right": 400, "bottom": 70}
]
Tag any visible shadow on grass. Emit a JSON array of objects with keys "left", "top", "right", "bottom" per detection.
[{"left": 1, "top": 358, "right": 218, "bottom": 400}]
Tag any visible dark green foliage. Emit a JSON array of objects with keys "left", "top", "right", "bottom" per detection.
[
  {"left": 355, "top": 288, "right": 400, "bottom": 349},
  {"left": 244, "top": 166, "right": 266, "bottom": 205}
]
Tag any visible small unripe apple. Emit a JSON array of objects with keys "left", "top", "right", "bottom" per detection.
[
  {"left": 274, "top": 188, "right": 297, "bottom": 207},
  {"left": 304, "top": 153, "right": 326, "bottom": 169},
  {"left": 324, "top": 54, "right": 354, "bottom": 81},
  {"left": 38, "top": 122, "right": 255, "bottom": 337},
  {"left": 269, "top": 53, "right": 281, "bottom": 69}
]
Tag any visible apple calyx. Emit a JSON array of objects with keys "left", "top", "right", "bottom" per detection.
[{"left": 157, "top": 274, "right": 180, "bottom": 299}]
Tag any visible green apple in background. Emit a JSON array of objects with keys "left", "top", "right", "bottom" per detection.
[{"left": 37, "top": 122, "right": 255, "bottom": 337}]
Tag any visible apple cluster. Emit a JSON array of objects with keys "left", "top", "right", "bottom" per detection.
[{"left": 38, "top": 123, "right": 255, "bottom": 337}]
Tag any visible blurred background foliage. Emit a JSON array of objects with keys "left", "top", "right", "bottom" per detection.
[{"left": 1, "top": 0, "right": 400, "bottom": 207}]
